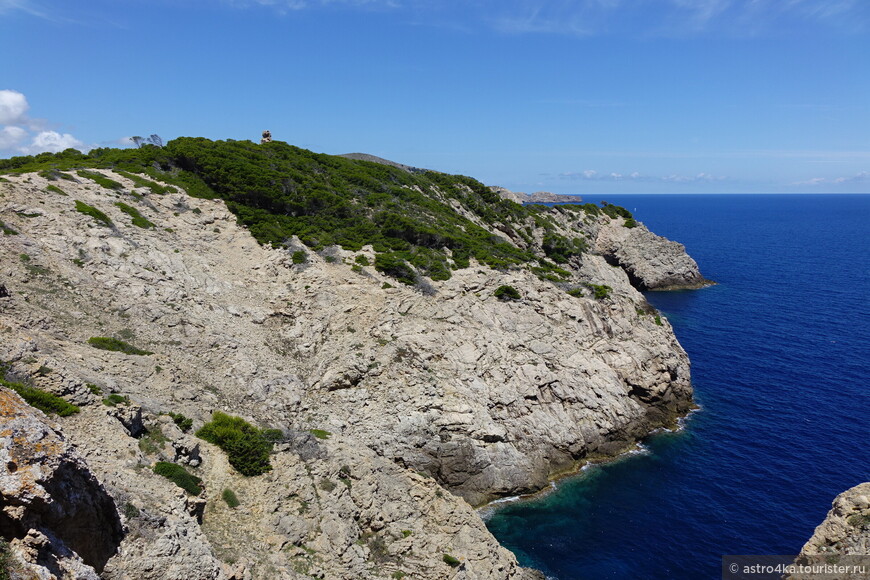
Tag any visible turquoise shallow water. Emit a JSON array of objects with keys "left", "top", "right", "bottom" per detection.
[{"left": 484, "top": 194, "right": 870, "bottom": 580}]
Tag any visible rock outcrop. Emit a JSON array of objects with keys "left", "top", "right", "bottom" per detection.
[
  {"left": 0, "top": 168, "right": 704, "bottom": 578},
  {"left": 791, "top": 483, "right": 870, "bottom": 579},
  {"left": 594, "top": 219, "right": 711, "bottom": 290},
  {"left": 0, "top": 388, "right": 123, "bottom": 578}
]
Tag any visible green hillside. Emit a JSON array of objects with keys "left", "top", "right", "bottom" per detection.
[{"left": 0, "top": 138, "right": 628, "bottom": 285}]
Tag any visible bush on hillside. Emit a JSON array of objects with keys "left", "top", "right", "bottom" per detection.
[{"left": 196, "top": 411, "right": 275, "bottom": 476}]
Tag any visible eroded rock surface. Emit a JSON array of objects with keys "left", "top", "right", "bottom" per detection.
[
  {"left": 0, "top": 388, "right": 123, "bottom": 578},
  {"left": 0, "top": 169, "right": 703, "bottom": 578},
  {"left": 791, "top": 482, "right": 870, "bottom": 580},
  {"left": 594, "top": 219, "right": 711, "bottom": 290}
]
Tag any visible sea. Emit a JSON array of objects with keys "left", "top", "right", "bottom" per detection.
[{"left": 483, "top": 194, "right": 870, "bottom": 580}]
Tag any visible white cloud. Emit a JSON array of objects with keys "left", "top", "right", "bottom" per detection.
[
  {"left": 0, "top": 90, "right": 29, "bottom": 125},
  {"left": 561, "top": 169, "right": 727, "bottom": 182},
  {"left": 0, "top": 125, "right": 28, "bottom": 149},
  {"left": 0, "top": 89, "right": 92, "bottom": 156},
  {"left": 19, "top": 130, "right": 89, "bottom": 155},
  {"left": 795, "top": 171, "right": 870, "bottom": 186}
]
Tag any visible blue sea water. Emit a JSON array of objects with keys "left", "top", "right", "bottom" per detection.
[{"left": 484, "top": 194, "right": 870, "bottom": 579}]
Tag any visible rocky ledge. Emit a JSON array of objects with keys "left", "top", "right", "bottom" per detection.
[
  {"left": 0, "top": 168, "right": 706, "bottom": 578},
  {"left": 594, "top": 219, "right": 712, "bottom": 290},
  {"left": 790, "top": 483, "right": 870, "bottom": 579}
]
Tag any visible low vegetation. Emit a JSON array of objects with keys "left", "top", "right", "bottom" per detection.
[
  {"left": 166, "top": 411, "right": 193, "bottom": 432},
  {"left": 114, "top": 170, "right": 175, "bottom": 194},
  {"left": 76, "top": 169, "right": 123, "bottom": 190},
  {"left": 309, "top": 429, "right": 332, "bottom": 440},
  {"left": 74, "top": 200, "right": 113, "bottom": 226},
  {"left": 222, "top": 488, "right": 240, "bottom": 508},
  {"left": 88, "top": 336, "right": 153, "bottom": 355},
  {"left": 114, "top": 201, "right": 154, "bottom": 228},
  {"left": 442, "top": 554, "right": 461, "bottom": 568},
  {"left": 493, "top": 284, "right": 521, "bottom": 301},
  {"left": 0, "top": 376, "right": 79, "bottom": 417},
  {"left": 152, "top": 461, "right": 203, "bottom": 495},
  {"left": 1, "top": 139, "right": 637, "bottom": 287},
  {"left": 586, "top": 283, "right": 613, "bottom": 300},
  {"left": 102, "top": 393, "right": 129, "bottom": 406},
  {"left": 196, "top": 411, "right": 276, "bottom": 476}
]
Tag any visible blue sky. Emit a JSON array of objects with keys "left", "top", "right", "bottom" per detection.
[{"left": 2, "top": 0, "right": 869, "bottom": 193}]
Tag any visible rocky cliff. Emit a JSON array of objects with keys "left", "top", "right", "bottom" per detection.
[
  {"left": 790, "top": 483, "right": 870, "bottom": 580},
  {"left": 0, "top": 161, "right": 705, "bottom": 578}
]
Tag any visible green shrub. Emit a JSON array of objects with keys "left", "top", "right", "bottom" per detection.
[
  {"left": 45, "top": 184, "right": 66, "bottom": 195},
  {"left": 624, "top": 217, "right": 638, "bottom": 228},
  {"left": 1, "top": 138, "right": 621, "bottom": 285},
  {"left": 600, "top": 201, "right": 633, "bottom": 219},
  {"left": 654, "top": 315, "right": 663, "bottom": 326},
  {"left": 167, "top": 411, "right": 193, "bottom": 432},
  {"left": 74, "top": 200, "right": 113, "bottom": 226},
  {"left": 86, "top": 383, "right": 102, "bottom": 395},
  {"left": 291, "top": 250, "right": 307, "bottom": 264},
  {"left": 88, "top": 336, "right": 153, "bottom": 355},
  {"left": 114, "top": 202, "right": 154, "bottom": 228},
  {"left": 115, "top": 170, "right": 175, "bottom": 194},
  {"left": 222, "top": 488, "right": 240, "bottom": 508},
  {"left": 122, "top": 502, "right": 140, "bottom": 519},
  {"left": 309, "top": 429, "right": 332, "bottom": 440},
  {"left": 443, "top": 554, "right": 461, "bottom": 567},
  {"left": 493, "top": 285, "right": 521, "bottom": 301},
  {"left": 354, "top": 254, "right": 370, "bottom": 266},
  {"left": 0, "top": 220, "right": 17, "bottom": 235},
  {"left": 0, "top": 377, "right": 79, "bottom": 417},
  {"left": 196, "top": 411, "right": 275, "bottom": 476},
  {"left": 102, "top": 393, "right": 129, "bottom": 406},
  {"left": 121, "top": 502, "right": 139, "bottom": 520},
  {"left": 76, "top": 170, "right": 123, "bottom": 190},
  {"left": 586, "top": 283, "right": 612, "bottom": 300},
  {"left": 372, "top": 253, "right": 414, "bottom": 285},
  {"left": 152, "top": 461, "right": 202, "bottom": 495}
]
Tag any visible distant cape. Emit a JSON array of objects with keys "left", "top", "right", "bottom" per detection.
[{"left": 489, "top": 186, "right": 582, "bottom": 204}]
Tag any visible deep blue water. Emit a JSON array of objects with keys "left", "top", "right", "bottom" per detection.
[{"left": 485, "top": 194, "right": 870, "bottom": 579}]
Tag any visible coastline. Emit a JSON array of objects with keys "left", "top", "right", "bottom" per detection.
[{"left": 477, "top": 403, "right": 702, "bottom": 514}]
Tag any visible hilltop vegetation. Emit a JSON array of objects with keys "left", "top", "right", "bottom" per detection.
[{"left": 0, "top": 139, "right": 632, "bottom": 284}]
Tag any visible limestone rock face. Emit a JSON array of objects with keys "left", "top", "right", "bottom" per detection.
[
  {"left": 793, "top": 482, "right": 870, "bottom": 578},
  {"left": 594, "top": 219, "right": 711, "bottom": 290},
  {"left": 0, "top": 388, "right": 123, "bottom": 578},
  {"left": 0, "top": 169, "right": 704, "bottom": 578}
]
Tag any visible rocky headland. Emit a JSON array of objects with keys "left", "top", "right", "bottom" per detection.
[
  {"left": 0, "top": 141, "right": 708, "bottom": 579},
  {"left": 489, "top": 186, "right": 581, "bottom": 205},
  {"left": 790, "top": 483, "right": 870, "bottom": 579}
]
